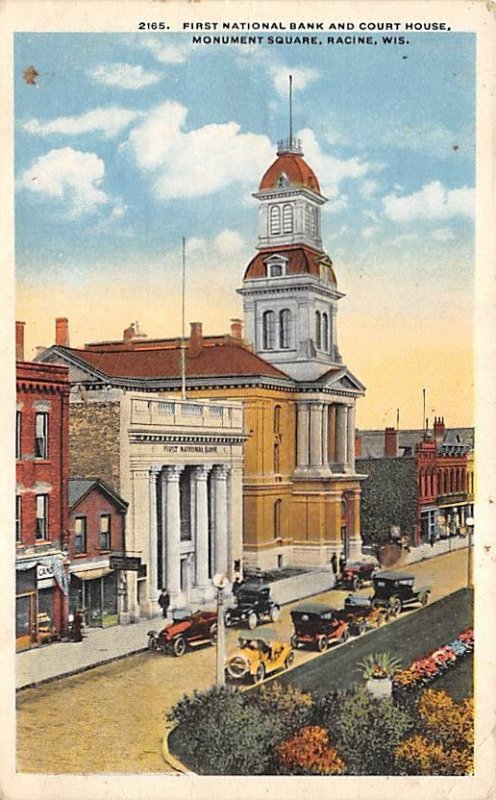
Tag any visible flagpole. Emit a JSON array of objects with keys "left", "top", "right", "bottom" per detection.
[{"left": 181, "top": 236, "right": 186, "bottom": 400}]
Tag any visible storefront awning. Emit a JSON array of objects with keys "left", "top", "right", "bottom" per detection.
[{"left": 72, "top": 567, "right": 112, "bottom": 581}]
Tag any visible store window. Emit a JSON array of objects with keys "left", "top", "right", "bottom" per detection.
[
  {"left": 35, "top": 412, "right": 49, "bottom": 459},
  {"left": 16, "top": 495, "right": 22, "bottom": 543},
  {"left": 36, "top": 494, "right": 48, "bottom": 540},
  {"left": 74, "top": 516, "right": 87, "bottom": 554},
  {"left": 99, "top": 514, "right": 111, "bottom": 551}
]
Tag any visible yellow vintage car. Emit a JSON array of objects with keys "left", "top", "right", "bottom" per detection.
[{"left": 225, "top": 627, "right": 294, "bottom": 684}]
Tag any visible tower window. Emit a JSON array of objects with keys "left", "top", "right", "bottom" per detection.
[
  {"left": 322, "top": 313, "right": 329, "bottom": 351},
  {"left": 270, "top": 205, "right": 281, "bottom": 235},
  {"left": 315, "top": 311, "right": 322, "bottom": 349},
  {"left": 282, "top": 204, "right": 294, "bottom": 234},
  {"left": 263, "top": 311, "right": 275, "bottom": 350},
  {"left": 279, "top": 309, "right": 292, "bottom": 349}
]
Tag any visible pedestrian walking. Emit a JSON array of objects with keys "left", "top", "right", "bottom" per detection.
[
  {"left": 330, "top": 553, "right": 338, "bottom": 576},
  {"left": 158, "top": 588, "right": 170, "bottom": 618}
]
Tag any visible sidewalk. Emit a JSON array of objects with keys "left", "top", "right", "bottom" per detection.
[
  {"left": 16, "top": 616, "right": 154, "bottom": 690},
  {"left": 404, "top": 534, "right": 468, "bottom": 565}
]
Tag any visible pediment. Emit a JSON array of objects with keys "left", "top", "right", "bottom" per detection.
[
  {"left": 36, "top": 347, "right": 105, "bottom": 384},
  {"left": 319, "top": 367, "right": 366, "bottom": 394}
]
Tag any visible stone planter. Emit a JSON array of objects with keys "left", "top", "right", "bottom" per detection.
[{"left": 366, "top": 676, "right": 393, "bottom": 700}]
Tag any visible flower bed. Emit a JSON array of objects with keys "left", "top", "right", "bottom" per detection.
[{"left": 393, "top": 627, "right": 473, "bottom": 695}]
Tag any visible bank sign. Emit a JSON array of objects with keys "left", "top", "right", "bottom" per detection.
[{"left": 162, "top": 444, "right": 227, "bottom": 454}]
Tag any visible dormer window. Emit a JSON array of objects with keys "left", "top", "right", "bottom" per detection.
[
  {"left": 265, "top": 255, "right": 288, "bottom": 278},
  {"left": 277, "top": 173, "right": 289, "bottom": 188}
]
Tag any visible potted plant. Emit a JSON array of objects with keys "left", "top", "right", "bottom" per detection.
[{"left": 357, "top": 652, "right": 402, "bottom": 699}]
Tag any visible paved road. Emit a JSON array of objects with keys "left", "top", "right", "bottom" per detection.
[{"left": 16, "top": 548, "right": 471, "bottom": 774}]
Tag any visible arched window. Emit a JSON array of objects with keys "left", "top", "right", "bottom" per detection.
[
  {"left": 274, "top": 499, "right": 282, "bottom": 538},
  {"left": 322, "top": 313, "right": 329, "bottom": 351},
  {"left": 315, "top": 311, "right": 321, "bottom": 349},
  {"left": 270, "top": 205, "right": 281, "bottom": 235},
  {"left": 274, "top": 405, "right": 281, "bottom": 434},
  {"left": 282, "top": 204, "right": 294, "bottom": 234},
  {"left": 279, "top": 309, "right": 291, "bottom": 349},
  {"left": 263, "top": 311, "right": 275, "bottom": 350}
]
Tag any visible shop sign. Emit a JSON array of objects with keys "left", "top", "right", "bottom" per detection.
[
  {"left": 109, "top": 555, "right": 142, "bottom": 571},
  {"left": 37, "top": 563, "right": 55, "bottom": 581}
]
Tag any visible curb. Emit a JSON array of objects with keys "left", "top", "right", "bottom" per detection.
[{"left": 161, "top": 725, "right": 194, "bottom": 774}]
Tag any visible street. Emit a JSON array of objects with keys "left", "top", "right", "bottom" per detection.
[{"left": 16, "top": 548, "right": 471, "bottom": 774}]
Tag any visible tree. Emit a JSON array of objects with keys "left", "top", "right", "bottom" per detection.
[{"left": 275, "top": 726, "right": 346, "bottom": 775}]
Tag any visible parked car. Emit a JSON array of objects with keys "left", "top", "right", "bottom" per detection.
[
  {"left": 225, "top": 628, "right": 294, "bottom": 684},
  {"left": 340, "top": 593, "right": 390, "bottom": 635},
  {"left": 290, "top": 602, "right": 350, "bottom": 651},
  {"left": 338, "top": 560, "right": 378, "bottom": 590},
  {"left": 371, "top": 570, "right": 431, "bottom": 616},
  {"left": 224, "top": 582, "right": 281, "bottom": 630},
  {"left": 147, "top": 608, "right": 217, "bottom": 657}
]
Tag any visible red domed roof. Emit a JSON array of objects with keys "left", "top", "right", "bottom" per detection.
[{"left": 259, "top": 152, "right": 320, "bottom": 193}]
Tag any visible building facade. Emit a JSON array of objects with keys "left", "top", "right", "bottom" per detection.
[
  {"left": 16, "top": 323, "right": 70, "bottom": 649},
  {"left": 68, "top": 478, "right": 128, "bottom": 627}
]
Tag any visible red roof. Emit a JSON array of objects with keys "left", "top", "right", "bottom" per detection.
[
  {"left": 67, "top": 341, "right": 289, "bottom": 381},
  {"left": 243, "top": 245, "right": 337, "bottom": 284},
  {"left": 259, "top": 153, "right": 320, "bottom": 193}
]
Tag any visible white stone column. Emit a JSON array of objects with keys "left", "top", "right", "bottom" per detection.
[
  {"left": 163, "top": 465, "right": 183, "bottom": 605},
  {"left": 148, "top": 466, "right": 161, "bottom": 608},
  {"left": 322, "top": 403, "right": 329, "bottom": 467},
  {"left": 347, "top": 404, "right": 356, "bottom": 473},
  {"left": 310, "top": 402, "right": 324, "bottom": 467},
  {"left": 212, "top": 465, "right": 229, "bottom": 575},
  {"left": 296, "top": 401, "right": 310, "bottom": 468},
  {"left": 192, "top": 465, "right": 210, "bottom": 589},
  {"left": 335, "top": 405, "right": 348, "bottom": 472}
]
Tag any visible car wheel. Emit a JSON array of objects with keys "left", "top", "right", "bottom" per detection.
[
  {"left": 147, "top": 634, "right": 157, "bottom": 651},
  {"left": 284, "top": 652, "right": 294, "bottom": 670},
  {"left": 317, "top": 635, "right": 328, "bottom": 652},
  {"left": 254, "top": 664, "right": 266, "bottom": 684},
  {"left": 351, "top": 577, "right": 359, "bottom": 591},
  {"left": 269, "top": 604, "right": 281, "bottom": 623},
  {"left": 209, "top": 623, "right": 217, "bottom": 644},
  {"left": 224, "top": 610, "right": 232, "bottom": 627},
  {"left": 389, "top": 597, "right": 402, "bottom": 617},
  {"left": 419, "top": 592, "right": 429, "bottom": 607},
  {"left": 173, "top": 636, "right": 187, "bottom": 657},
  {"left": 341, "top": 626, "right": 350, "bottom": 643},
  {"left": 247, "top": 612, "right": 258, "bottom": 630},
  {"left": 290, "top": 634, "right": 300, "bottom": 649}
]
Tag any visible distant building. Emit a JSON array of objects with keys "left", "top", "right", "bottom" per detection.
[
  {"left": 16, "top": 322, "right": 70, "bottom": 650},
  {"left": 356, "top": 418, "right": 474, "bottom": 545},
  {"left": 68, "top": 478, "right": 128, "bottom": 627}
]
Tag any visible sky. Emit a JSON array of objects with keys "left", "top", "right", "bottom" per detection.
[{"left": 14, "top": 31, "right": 475, "bottom": 428}]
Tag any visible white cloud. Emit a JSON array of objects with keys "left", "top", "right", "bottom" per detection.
[
  {"left": 185, "top": 229, "right": 247, "bottom": 259},
  {"left": 298, "top": 128, "right": 373, "bottom": 196},
  {"left": 88, "top": 63, "right": 161, "bottom": 90},
  {"left": 431, "top": 227, "right": 456, "bottom": 242},
  {"left": 363, "top": 209, "right": 380, "bottom": 223},
  {"left": 361, "top": 226, "right": 380, "bottom": 239},
  {"left": 360, "top": 179, "right": 379, "bottom": 200},
  {"left": 127, "top": 101, "right": 274, "bottom": 199},
  {"left": 271, "top": 66, "right": 320, "bottom": 97},
  {"left": 23, "top": 107, "right": 139, "bottom": 139},
  {"left": 18, "top": 147, "right": 111, "bottom": 218},
  {"left": 142, "top": 37, "right": 192, "bottom": 64},
  {"left": 382, "top": 181, "right": 475, "bottom": 222},
  {"left": 324, "top": 195, "right": 349, "bottom": 214}
]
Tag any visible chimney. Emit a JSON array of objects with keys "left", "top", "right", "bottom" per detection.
[
  {"left": 189, "top": 322, "right": 203, "bottom": 357},
  {"left": 433, "top": 416, "right": 446, "bottom": 441},
  {"left": 16, "top": 321, "right": 25, "bottom": 361},
  {"left": 355, "top": 431, "right": 362, "bottom": 458},
  {"left": 123, "top": 323, "right": 136, "bottom": 343},
  {"left": 230, "top": 318, "right": 243, "bottom": 341},
  {"left": 385, "top": 426, "right": 398, "bottom": 458},
  {"left": 55, "top": 317, "right": 70, "bottom": 347}
]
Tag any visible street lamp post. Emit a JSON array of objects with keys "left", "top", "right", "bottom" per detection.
[
  {"left": 465, "top": 517, "right": 474, "bottom": 588},
  {"left": 213, "top": 573, "right": 229, "bottom": 687}
]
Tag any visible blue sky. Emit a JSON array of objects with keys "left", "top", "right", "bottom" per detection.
[{"left": 15, "top": 32, "right": 475, "bottom": 426}]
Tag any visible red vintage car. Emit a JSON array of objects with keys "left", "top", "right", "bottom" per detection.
[
  {"left": 147, "top": 609, "right": 217, "bottom": 657},
  {"left": 339, "top": 560, "right": 378, "bottom": 590},
  {"left": 290, "top": 603, "right": 350, "bottom": 652}
]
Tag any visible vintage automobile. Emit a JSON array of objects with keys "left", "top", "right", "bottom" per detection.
[
  {"left": 371, "top": 570, "right": 431, "bottom": 616},
  {"left": 338, "top": 560, "right": 379, "bottom": 590},
  {"left": 340, "top": 593, "right": 390, "bottom": 635},
  {"left": 224, "top": 582, "right": 281, "bottom": 630},
  {"left": 225, "top": 628, "right": 294, "bottom": 684},
  {"left": 147, "top": 608, "right": 217, "bottom": 657},
  {"left": 290, "top": 603, "right": 350, "bottom": 651}
]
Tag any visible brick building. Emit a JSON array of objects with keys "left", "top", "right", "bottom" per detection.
[
  {"left": 68, "top": 478, "right": 128, "bottom": 627},
  {"left": 16, "top": 322, "right": 70, "bottom": 650}
]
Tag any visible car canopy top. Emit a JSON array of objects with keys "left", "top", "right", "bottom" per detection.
[
  {"left": 238, "top": 627, "right": 279, "bottom": 645},
  {"left": 291, "top": 602, "right": 337, "bottom": 618},
  {"left": 238, "top": 582, "right": 271, "bottom": 594},
  {"left": 344, "top": 595, "right": 371, "bottom": 608},
  {"left": 373, "top": 571, "right": 415, "bottom": 581}
]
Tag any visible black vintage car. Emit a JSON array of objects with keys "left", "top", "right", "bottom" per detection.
[
  {"left": 290, "top": 603, "right": 350, "bottom": 651},
  {"left": 224, "top": 582, "right": 281, "bottom": 630},
  {"left": 371, "top": 570, "right": 431, "bottom": 616}
]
